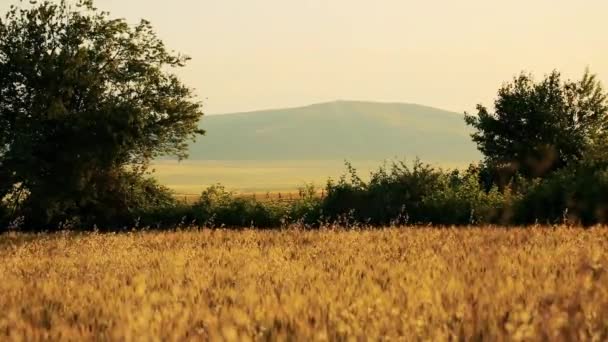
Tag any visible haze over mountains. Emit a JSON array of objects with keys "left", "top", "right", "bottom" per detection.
[{"left": 187, "top": 101, "right": 480, "bottom": 164}]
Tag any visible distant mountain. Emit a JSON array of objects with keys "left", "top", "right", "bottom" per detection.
[{"left": 187, "top": 100, "right": 481, "bottom": 164}]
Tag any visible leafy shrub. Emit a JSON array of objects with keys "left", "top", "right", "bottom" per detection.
[
  {"left": 12, "top": 171, "right": 179, "bottom": 230},
  {"left": 190, "top": 185, "right": 287, "bottom": 228},
  {"left": 514, "top": 161, "right": 608, "bottom": 225},
  {"left": 321, "top": 160, "right": 515, "bottom": 226},
  {"left": 322, "top": 160, "right": 444, "bottom": 225},
  {"left": 10, "top": 158, "right": 608, "bottom": 231},
  {"left": 136, "top": 203, "right": 195, "bottom": 230},
  {"left": 287, "top": 184, "right": 323, "bottom": 226},
  {"left": 101, "top": 159, "right": 608, "bottom": 229},
  {"left": 421, "top": 170, "right": 516, "bottom": 225},
  {"left": 74, "top": 172, "right": 178, "bottom": 229},
  {"left": 135, "top": 184, "right": 324, "bottom": 230}
]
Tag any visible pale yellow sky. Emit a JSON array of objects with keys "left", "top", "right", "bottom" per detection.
[{"left": 2, "top": 0, "right": 608, "bottom": 114}]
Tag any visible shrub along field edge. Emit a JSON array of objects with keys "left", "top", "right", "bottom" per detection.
[{"left": 4, "top": 159, "right": 608, "bottom": 231}]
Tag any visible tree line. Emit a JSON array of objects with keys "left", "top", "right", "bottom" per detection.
[{"left": 1, "top": 0, "right": 608, "bottom": 230}]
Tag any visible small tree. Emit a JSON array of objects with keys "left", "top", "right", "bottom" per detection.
[
  {"left": 0, "top": 1, "right": 204, "bottom": 228},
  {"left": 465, "top": 70, "right": 608, "bottom": 179}
]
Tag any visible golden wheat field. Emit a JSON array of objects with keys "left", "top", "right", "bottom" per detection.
[{"left": 0, "top": 227, "right": 607, "bottom": 341}]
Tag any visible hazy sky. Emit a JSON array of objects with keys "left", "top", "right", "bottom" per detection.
[{"left": 3, "top": 0, "right": 608, "bottom": 114}]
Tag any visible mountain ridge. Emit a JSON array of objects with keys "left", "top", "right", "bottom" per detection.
[
  {"left": 187, "top": 100, "right": 481, "bottom": 163},
  {"left": 207, "top": 100, "right": 463, "bottom": 117}
]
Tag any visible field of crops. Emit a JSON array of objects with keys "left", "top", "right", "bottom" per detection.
[{"left": 1, "top": 227, "right": 607, "bottom": 340}]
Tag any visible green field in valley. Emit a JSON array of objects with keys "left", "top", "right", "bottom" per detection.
[
  {"left": 152, "top": 159, "right": 470, "bottom": 195},
  {"left": 151, "top": 160, "right": 378, "bottom": 194}
]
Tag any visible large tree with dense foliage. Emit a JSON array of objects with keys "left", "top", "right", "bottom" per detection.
[
  {"left": 465, "top": 70, "right": 608, "bottom": 178},
  {"left": 0, "top": 0, "right": 204, "bottom": 228}
]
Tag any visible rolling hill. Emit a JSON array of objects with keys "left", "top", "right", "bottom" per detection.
[{"left": 187, "top": 100, "right": 481, "bottom": 163}]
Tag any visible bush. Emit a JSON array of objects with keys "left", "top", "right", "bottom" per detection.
[
  {"left": 137, "top": 203, "right": 196, "bottom": 230},
  {"left": 0, "top": 179, "right": 325, "bottom": 231},
  {"left": 514, "top": 161, "right": 608, "bottom": 225},
  {"left": 288, "top": 184, "right": 324, "bottom": 226},
  {"left": 321, "top": 160, "right": 435, "bottom": 225},
  {"left": 11, "top": 171, "right": 179, "bottom": 230},
  {"left": 124, "top": 184, "right": 324, "bottom": 230},
  {"left": 76, "top": 172, "right": 178, "bottom": 229},
  {"left": 321, "top": 160, "right": 515, "bottom": 226},
  {"left": 421, "top": 170, "right": 516, "bottom": 225},
  {"left": 10, "top": 158, "right": 608, "bottom": 231},
  {"left": 109, "top": 159, "right": 608, "bottom": 229},
  {"left": 190, "top": 185, "right": 287, "bottom": 228}
]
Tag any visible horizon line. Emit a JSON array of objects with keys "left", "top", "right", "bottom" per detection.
[{"left": 205, "top": 99, "right": 465, "bottom": 117}]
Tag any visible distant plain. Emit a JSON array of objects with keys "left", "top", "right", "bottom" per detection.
[{"left": 152, "top": 159, "right": 470, "bottom": 195}]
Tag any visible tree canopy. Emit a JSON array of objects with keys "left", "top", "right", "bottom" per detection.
[
  {"left": 465, "top": 70, "right": 608, "bottom": 178},
  {"left": 0, "top": 0, "right": 204, "bottom": 227}
]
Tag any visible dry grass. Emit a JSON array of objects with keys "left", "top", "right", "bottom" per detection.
[{"left": 0, "top": 227, "right": 607, "bottom": 341}]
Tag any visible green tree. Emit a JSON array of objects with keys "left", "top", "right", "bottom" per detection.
[
  {"left": 465, "top": 70, "right": 608, "bottom": 178},
  {"left": 0, "top": 0, "right": 204, "bottom": 228}
]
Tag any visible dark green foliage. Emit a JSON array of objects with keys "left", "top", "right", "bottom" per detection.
[
  {"left": 322, "top": 161, "right": 442, "bottom": 225},
  {"left": 136, "top": 185, "right": 290, "bottom": 229},
  {"left": 191, "top": 185, "right": 286, "bottom": 228},
  {"left": 288, "top": 184, "right": 324, "bottom": 226},
  {"left": 136, "top": 203, "right": 197, "bottom": 230},
  {"left": 421, "top": 170, "right": 512, "bottom": 225},
  {"left": 515, "top": 161, "right": 608, "bottom": 226},
  {"left": 465, "top": 70, "right": 608, "bottom": 178},
  {"left": 5, "top": 157, "right": 608, "bottom": 230},
  {"left": 130, "top": 159, "right": 608, "bottom": 229},
  {"left": 134, "top": 184, "right": 324, "bottom": 230},
  {"left": 13, "top": 172, "right": 176, "bottom": 230},
  {"left": 321, "top": 161, "right": 514, "bottom": 226},
  {"left": 86, "top": 172, "right": 177, "bottom": 229},
  {"left": 0, "top": 1, "right": 203, "bottom": 229}
]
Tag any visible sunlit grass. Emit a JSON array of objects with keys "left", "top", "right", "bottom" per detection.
[{"left": 1, "top": 227, "right": 607, "bottom": 340}]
